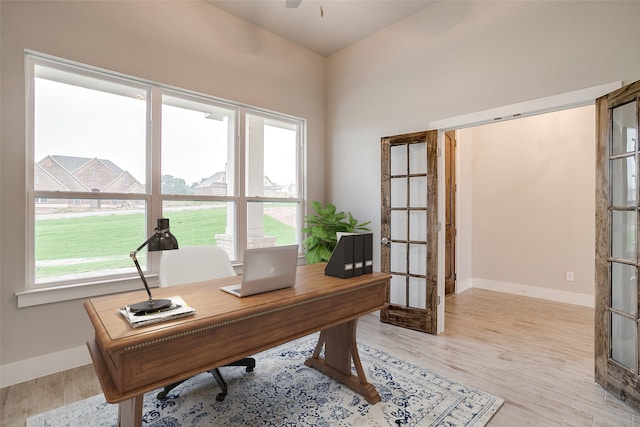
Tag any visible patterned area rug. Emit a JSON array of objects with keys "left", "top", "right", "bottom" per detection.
[{"left": 27, "top": 335, "right": 503, "bottom": 426}]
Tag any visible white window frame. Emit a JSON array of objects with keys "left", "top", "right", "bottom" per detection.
[{"left": 18, "top": 52, "right": 306, "bottom": 307}]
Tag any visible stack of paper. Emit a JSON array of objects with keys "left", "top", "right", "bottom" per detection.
[{"left": 118, "top": 296, "right": 195, "bottom": 328}]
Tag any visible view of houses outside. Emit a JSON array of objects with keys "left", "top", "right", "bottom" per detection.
[
  {"left": 31, "top": 69, "right": 299, "bottom": 284},
  {"left": 34, "top": 155, "right": 296, "bottom": 210},
  {"left": 33, "top": 152, "right": 298, "bottom": 282},
  {"left": 33, "top": 154, "right": 298, "bottom": 282}
]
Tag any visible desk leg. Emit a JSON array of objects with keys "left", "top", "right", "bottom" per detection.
[
  {"left": 304, "top": 319, "right": 381, "bottom": 404},
  {"left": 118, "top": 395, "right": 143, "bottom": 427}
]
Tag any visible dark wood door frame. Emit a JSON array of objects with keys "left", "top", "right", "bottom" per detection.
[{"left": 445, "top": 130, "right": 456, "bottom": 296}]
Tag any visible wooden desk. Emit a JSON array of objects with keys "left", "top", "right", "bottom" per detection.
[{"left": 84, "top": 262, "right": 390, "bottom": 427}]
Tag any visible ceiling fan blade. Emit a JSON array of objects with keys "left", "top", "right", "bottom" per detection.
[{"left": 285, "top": 0, "right": 302, "bottom": 8}]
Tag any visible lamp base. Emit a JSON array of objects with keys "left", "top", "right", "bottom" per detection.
[{"left": 128, "top": 298, "right": 173, "bottom": 314}]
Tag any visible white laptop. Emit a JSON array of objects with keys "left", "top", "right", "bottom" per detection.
[{"left": 220, "top": 244, "right": 298, "bottom": 297}]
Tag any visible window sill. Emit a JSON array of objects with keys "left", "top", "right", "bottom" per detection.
[{"left": 16, "top": 275, "right": 158, "bottom": 308}]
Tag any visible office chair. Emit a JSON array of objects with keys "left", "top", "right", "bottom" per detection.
[{"left": 155, "top": 245, "right": 256, "bottom": 402}]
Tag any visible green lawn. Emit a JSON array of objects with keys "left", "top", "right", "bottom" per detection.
[{"left": 35, "top": 208, "right": 296, "bottom": 279}]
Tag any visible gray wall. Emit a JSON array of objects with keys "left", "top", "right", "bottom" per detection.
[
  {"left": 0, "top": 0, "right": 325, "bottom": 379},
  {"left": 2, "top": 0, "right": 640, "bottom": 383},
  {"left": 326, "top": 1, "right": 639, "bottom": 299}
]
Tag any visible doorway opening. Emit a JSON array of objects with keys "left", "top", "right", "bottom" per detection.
[
  {"left": 449, "top": 105, "right": 595, "bottom": 304},
  {"left": 434, "top": 82, "right": 620, "bottom": 332}
]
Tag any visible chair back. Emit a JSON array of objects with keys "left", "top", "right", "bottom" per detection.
[{"left": 159, "top": 245, "right": 236, "bottom": 287}]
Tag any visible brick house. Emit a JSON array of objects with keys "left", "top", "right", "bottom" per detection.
[{"left": 35, "top": 155, "right": 145, "bottom": 208}]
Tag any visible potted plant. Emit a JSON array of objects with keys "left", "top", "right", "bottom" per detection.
[{"left": 303, "top": 201, "right": 370, "bottom": 264}]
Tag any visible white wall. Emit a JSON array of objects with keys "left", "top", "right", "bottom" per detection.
[
  {"left": 0, "top": 1, "right": 325, "bottom": 385},
  {"left": 326, "top": 1, "right": 639, "bottom": 295}
]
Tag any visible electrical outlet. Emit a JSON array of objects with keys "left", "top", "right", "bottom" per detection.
[{"left": 565, "top": 271, "right": 574, "bottom": 282}]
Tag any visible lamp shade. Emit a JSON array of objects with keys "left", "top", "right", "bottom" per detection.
[{"left": 148, "top": 218, "right": 179, "bottom": 252}]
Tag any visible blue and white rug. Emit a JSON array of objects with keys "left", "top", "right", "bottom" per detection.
[{"left": 27, "top": 335, "right": 503, "bottom": 426}]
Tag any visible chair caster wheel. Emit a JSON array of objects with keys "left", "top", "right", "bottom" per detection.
[
  {"left": 157, "top": 391, "right": 168, "bottom": 400},
  {"left": 216, "top": 392, "right": 227, "bottom": 402}
]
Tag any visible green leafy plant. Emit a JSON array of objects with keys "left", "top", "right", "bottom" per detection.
[{"left": 303, "top": 201, "right": 370, "bottom": 264}]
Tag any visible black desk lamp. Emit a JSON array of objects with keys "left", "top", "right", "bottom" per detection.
[{"left": 128, "top": 218, "right": 179, "bottom": 313}]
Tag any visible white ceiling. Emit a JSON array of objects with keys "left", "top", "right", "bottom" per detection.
[{"left": 207, "top": 0, "right": 434, "bottom": 57}]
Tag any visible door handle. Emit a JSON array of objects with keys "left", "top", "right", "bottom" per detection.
[{"left": 381, "top": 237, "right": 391, "bottom": 246}]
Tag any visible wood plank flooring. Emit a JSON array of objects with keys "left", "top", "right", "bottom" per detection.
[{"left": 2, "top": 288, "right": 639, "bottom": 426}]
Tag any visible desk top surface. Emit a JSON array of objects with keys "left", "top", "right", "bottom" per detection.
[{"left": 84, "top": 263, "right": 390, "bottom": 351}]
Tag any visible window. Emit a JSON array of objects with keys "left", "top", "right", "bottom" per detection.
[
  {"left": 244, "top": 113, "right": 300, "bottom": 252},
  {"left": 26, "top": 53, "right": 305, "bottom": 291}
]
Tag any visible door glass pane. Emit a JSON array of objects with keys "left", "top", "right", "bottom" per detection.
[
  {"left": 409, "top": 243, "right": 427, "bottom": 276},
  {"left": 162, "top": 95, "right": 236, "bottom": 196},
  {"left": 391, "top": 178, "right": 407, "bottom": 207},
  {"left": 408, "top": 277, "right": 426, "bottom": 309},
  {"left": 611, "top": 156, "right": 637, "bottom": 206},
  {"left": 390, "top": 145, "right": 407, "bottom": 176},
  {"left": 611, "top": 313, "right": 636, "bottom": 371},
  {"left": 611, "top": 262, "right": 637, "bottom": 315},
  {"left": 409, "top": 176, "right": 427, "bottom": 207},
  {"left": 409, "top": 142, "right": 427, "bottom": 174},
  {"left": 611, "top": 101, "right": 638, "bottom": 155},
  {"left": 389, "top": 274, "right": 406, "bottom": 305},
  {"left": 390, "top": 210, "right": 407, "bottom": 241},
  {"left": 390, "top": 242, "right": 406, "bottom": 272},
  {"left": 409, "top": 210, "right": 427, "bottom": 241},
  {"left": 611, "top": 210, "right": 636, "bottom": 261}
]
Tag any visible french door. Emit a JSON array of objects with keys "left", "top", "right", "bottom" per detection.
[
  {"left": 380, "top": 130, "right": 439, "bottom": 334},
  {"left": 595, "top": 79, "right": 640, "bottom": 409}
]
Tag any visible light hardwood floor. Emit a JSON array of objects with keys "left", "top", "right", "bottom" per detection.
[{"left": 2, "top": 288, "right": 639, "bottom": 426}]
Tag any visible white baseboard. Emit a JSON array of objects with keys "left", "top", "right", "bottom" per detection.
[
  {"left": 471, "top": 278, "right": 594, "bottom": 308},
  {"left": 456, "top": 278, "right": 473, "bottom": 293},
  {"left": 0, "top": 345, "right": 91, "bottom": 388}
]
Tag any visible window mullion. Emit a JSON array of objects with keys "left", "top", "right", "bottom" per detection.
[
  {"left": 148, "top": 86, "right": 163, "bottom": 272},
  {"left": 237, "top": 108, "right": 248, "bottom": 255}
]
